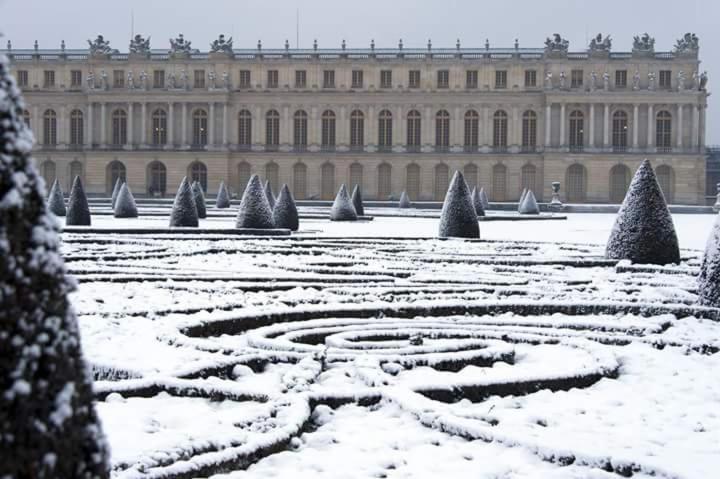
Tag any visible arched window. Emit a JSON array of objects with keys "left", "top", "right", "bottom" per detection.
[
  {"left": 238, "top": 161, "right": 252, "bottom": 196},
  {"left": 566, "top": 164, "right": 587, "bottom": 202},
  {"left": 569, "top": 110, "right": 584, "bottom": 151},
  {"left": 152, "top": 109, "right": 167, "bottom": 145},
  {"left": 521, "top": 164, "right": 537, "bottom": 196},
  {"left": 293, "top": 162, "right": 307, "bottom": 199},
  {"left": 612, "top": 111, "right": 628, "bottom": 151},
  {"left": 464, "top": 110, "right": 479, "bottom": 151},
  {"left": 378, "top": 163, "right": 392, "bottom": 199},
  {"left": 321, "top": 110, "right": 336, "bottom": 150},
  {"left": 238, "top": 109, "right": 252, "bottom": 148},
  {"left": 464, "top": 163, "right": 478, "bottom": 190},
  {"left": 265, "top": 161, "right": 279, "bottom": 192},
  {"left": 435, "top": 110, "right": 450, "bottom": 150},
  {"left": 192, "top": 109, "right": 208, "bottom": 146},
  {"left": 350, "top": 110, "right": 364, "bottom": 151},
  {"left": 41, "top": 160, "right": 56, "bottom": 188},
  {"left": 656, "top": 111, "right": 672, "bottom": 151},
  {"left": 378, "top": 109, "right": 393, "bottom": 151},
  {"left": 406, "top": 110, "right": 422, "bottom": 151},
  {"left": 188, "top": 161, "right": 207, "bottom": 191},
  {"left": 609, "top": 164, "right": 631, "bottom": 203},
  {"left": 656, "top": 164, "right": 675, "bottom": 203},
  {"left": 492, "top": 164, "right": 507, "bottom": 201},
  {"left": 321, "top": 162, "right": 335, "bottom": 200},
  {"left": 434, "top": 163, "right": 449, "bottom": 200},
  {"left": 69, "top": 160, "right": 83, "bottom": 186},
  {"left": 522, "top": 110, "right": 537, "bottom": 152},
  {"left": 349, "top": 162, "right": 363, "bottom": 192},
  {"left": 112, "top": 109, "right": 127, "bottom": 146},
  {"left": 493, "top": 110, "right": 508, "bottom": 151},
  {"left": 43, "top": 109, "right": 57, "bottom": 145},
  {"left": 22, "top": 109, "right": 30, "bottom": 129},
  {"left": 406, "top": 164, "right": 420, "bottom": 201},
  {"left": 147, "top": 161, "right": 167, "bottom": 196},
  {"left": 70, "top": 109, "right": 84, "bottom": 146},
  {"left": 106, "top": 160, "right": 126, "bottom": 193},
  {"left": 266, "top": 109, "right": 280, "bottom": 150},
  {"left": 293, "top": 110, "right": 308, "bottom": 150}
]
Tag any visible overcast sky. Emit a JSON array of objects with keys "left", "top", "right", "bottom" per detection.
[{"left": 2, "top": 0, "right": 716, "bottom": 142}]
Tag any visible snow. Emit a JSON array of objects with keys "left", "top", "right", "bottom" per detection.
[
  {"left": 329, "top": 184, "right": 357, "bottom": 221},
  {"left": 438, "top": 170, "right": 479, "bottom": 238}
]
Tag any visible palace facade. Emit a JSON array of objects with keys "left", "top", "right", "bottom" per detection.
[{"left": 6, "top": 33, "right": 709, "bottom": 203}]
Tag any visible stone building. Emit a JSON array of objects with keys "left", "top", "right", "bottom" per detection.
[{"left": 5, "top": 32, "right": 709, "bottom": 203}]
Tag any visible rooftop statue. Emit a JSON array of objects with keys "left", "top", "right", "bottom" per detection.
[
  {"left": 210, "top": 34, "right": 233, "bottom": 54},
  {"left": 87, "top": 34, "right": 115, "bottom": 55},
  {"left": 699, "top": 71, "right": 708, "bottom": 91},
  {"left": 632, "top": 33, "right": 655, "bottom": 52},
  {"left": 170, "top": 33, "right": 193, "bottom": 54},
  {"left": 589, "top": 33, "right": 611, "bottom": 52},
  {"left": 674, "top": 33, "right": 699, "bottom": 53},
  {"left": 129, "top": 34, "right": 151, "bottom": 55},
  {"left": 544, "top": 33, "right": 569, "bottom": 53}
]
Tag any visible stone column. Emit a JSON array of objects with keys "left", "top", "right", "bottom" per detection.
[
  {"left": 339, "top": 106, "right": 347, "bottom": 147},
  {"left": 394, "top": 105, "right": 403, "bottom": 148},
  {"left": 588, "top": 103, "right": 595, "bottom": 148},
  {"left": 209, "top": 102, "right": 215, "bottom": 147},
  {"left": 168, "top": 102, "right": 174, "bottom": 147},
  {"left": 283, "top": 106, "right": 290, "bottom": 147},
  {"left": 141, "top": 102, "right": 147, "bottom": 145},
  {"left": 676, "top": 104, "right": 683, "bottom": 149},
  {"left": 254, "top": 106, "right": 262, "bottom": 147},
  {"left": 559, "top": 103, "right": 566, "bottom": 148},
  {"left": 59, "top": 105, "right": 66, "bottom": 146},
  {"left": 222, "top": 103, "right": 228, "bottom": 146},
  {"left": 699, "top": 105, "right": 707, "bottom": 149},
  {"left": 310, "top": 106, "right": 318, "bottom": 148},
  {"left": 424, "top": 106, "right": 432, "bottom": 148},
  {"left": 33, "top": 106, "right": 39, "bottom": 144},
  {"left": 127, "top": 102, "right": 133, "bottom": 147},
  {"left": 86, "top": 103, "right": 93, "bottom": 147},
  {"left": 646, "top": 104, "right": 654, "bottom": 149},
  {"left": 692, "top": 104, "right": 699, "bottom": 150},
  {"left": 453, "top": 106, "right": 462, "bottom": 148},
  {"left": 181, "top": 102, "right": 188, "bottom": 146},
  {"left": 100, "top": 102, "right": 106, "bottom": 146},
  {"left": 511, "top": 106, "right": 519, "bottom": 147},
  {"left": 544, "top": 104, "right": 552, "bottom": 147},
  {"left": 632, "top": 104, "right": 639, "bottom": 149},
  {"left": 603, "top": 103, "right": 610, "bottom": 148},
  {"left": 483, "top": 106, "right": 490, "bottom": 146},
  {"left": 367, "top": 105, "right": 375, "bottom": 149}
]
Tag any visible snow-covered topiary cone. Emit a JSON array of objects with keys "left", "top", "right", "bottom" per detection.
[
  {"left": 0, "top": 53, "right": 110, "bottom": 478},
  {"left": 110, "top": 177, "right": 122, "bottom": 209},
  {"left": 169, "top": 177, "right": 199, "bottom": 227},
  {"left": 605, "top": 159, "right": 680, "bottom": 265},
  {"left": 399, "top": 191, "right": 411, "bottom": 209},
  {"left": 191, "top": 181, "right": 207, "bottom": 219},
  {"left": 216, "top": 181, "right": 231, "bottom": 208},
  {"left": 273, "top": 184, "right": 299, "bottom": 231},
  {"left": 698, "top": 213, "right": 720, "bottom": 306},
  {"left": 329, "top": 184, "right": 358, "bottom": 221},
  {"left": 264, "top": 180, "right": 276, "bottom": 210},
  {"left": 66, "top": 175, "right": 91, "bottom": 226},
  {"left": 351, "top": 184, "right": 364, "bottom": 216},
  {"left": 438, "top": 171, "right": 479, "bottom": 238},
  {"left": 237, "top": 175, "right": 275, "bottom": 228},
  {"left": 113, "top": 182, "right": 138, "bottom": 218},
  {"left": 479, "top": 187, "right": 490, "bottom": 210},
  {"left": 517, "top": 188, "right": 528, "bottom": 212},
  {"left": 471, "top": 186, "right": 485, "bottom": 217},
  {"left": 518, "top": 190, "right": 540, "bottom": 215},
  {"left": 47, "top": 178, "right": 66, "bottom": 216}
]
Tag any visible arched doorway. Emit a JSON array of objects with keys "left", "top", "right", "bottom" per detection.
[
  {"left": 147, "top": 161, "right": 167, "bottom": 196},
  {"left": 566, "top": 164, "right": 588, "bottom": 202},
  {"left": 609, "top": 164, "right": 631, "bottom": 203}
]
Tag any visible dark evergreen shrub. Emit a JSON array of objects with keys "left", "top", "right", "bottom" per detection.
[
  {"left": 351, "top": 184, "right": 364, "bottom": 216},
  {"left": 264, "top": 180, "right": 276, "bottom": 210},
  {"left": 273, "top": 184, "right": 299, "bottom": 231},
  {"left": 605, "top": 159, "right": 680, "bottom": 265},
  {"left": 110, "top": 177, "right": 122, "bottom": 209},
  {"left": 398, "top": 191, "right": 411, "bottom": 209},
  {"left": 438, "top": 171, "right": 479, "bottom": 239},
  {"left": 47, "top": 178, "right": 66, "bottom": 216},
  {"left": 0, "top": 53, "right": 110, "bottom": 478},
  {"left": 329, "top": 184, "right": 358, "bottom": 221},
  {"left": 191, "top": 181, "right": 207, "bottom": 219},
  {"left": 471, "top": 186, "right": 485, "bottom": 217},
  {"left": 237, "top": 175, "right": 275, "bottom": 228},
  {"left": 169, "top": 177, "right": 199, "bottom": 227},
  {"left": 216, "top": 181, "right": 231, "bottom": 208},
  {"left": 479, "top": 187, "right": 490, "bottom": 210},
  {"left": 518, "top": 190, "right": 540, "bottom": 215},
  {"left": 698, "top": 213, "right": 720, "bottom": 307},
  {"left": 66, "top": 176, "right": 91, "bottom": 226},
  {"left": 113, "top": 182, "right": 138, "bottom": 218}
]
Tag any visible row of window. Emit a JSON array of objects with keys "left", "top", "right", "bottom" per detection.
[
  {"left": 29, "top": 107, "right": 675, "bottom": 150},
  {"left": 16, "top": 67, "right": 677, "bottom": 90}
]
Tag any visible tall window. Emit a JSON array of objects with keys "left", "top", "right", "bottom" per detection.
[
  {"left": 659, "top": 70, "right": 672, "bottom": 90},
  {"left": 524, "top": 70, "right": 537, "bottom": 88},
  {"left": 69, "top": 109, "right": 83, "bottom": 146},
  {"left": 189, "top": 161, "right": 208, "bottom": 191},
  {"left": 615, "top": 70, "right": 628, "bottom": 88},
  {"left": 495, "top": 70, "right": 508, "bottom": 89},
  {"left": 380, "top": 70, "right": 392, "bottom": 89},
  {"left": 107, "top": 160, "right": 126, "bottom": 193},
  {"left": 295, "top": 70, "right": 307, "bottom": 88},
  {"left": 571, "top": 70, "right": 584, "bottom": 88},
  {"left": 238, "top": 110, "right": 252, "bottom": 148},
  {"left": 434, "top": 164, "right": 449, "bottom": 200},
  {"left": 239, "top": 70, "right": 251, "bottom": 88},
  {"left": 409, "top": 70, "right": 421, "bottom": 89},
  {"left": 321, "top": 162, "right": 335, "bottom": 200},
  {"left": 321, "top": 110, "right": 336, "bottom": 150},
  {"left": 437, "top": 70, "right": 449, "bottom": 89},
  {"left": 70, "top": 70, "right": 82, "bottom": 88},
  {"left": 113, "top": 70, "right": 125, "bottom": 88},
  {"left": 377, "top": 163, "right": 392, "bottom": 199},
  {"left": 656, "top": 165, "right": 674, "bottom": 202},
  {"left": 265, "top": 162, "right": 279, "bottom": 191},
  {"left": 609, "top": 164, "right": 631, "bottom": 203},
  {"left": 521, "top": 164, "right": 537, "bottom": 196},
  {"left": 464, "top": 163, "right": 478, "bottom": 190},
  {"left": 152, "top": 109, "right": 167, "bottom": 145},
  {"left": 41, "top": 161, "right": 56, "bottom": 187},
  {"left": 153, "top": 70, "right": 165, "bottom": 88},
  {"left": 111, "top": 109, "right": 127, "bottom": 146},
  {"left": 464, "top": 110, "right": 479, "bottom": 151},
  {"left": 656, "top": 111, "right": 672, "bottom": 151},
  {"left": 43, "top": 109, "right": 57, "bottom": 145},
  {"left": 266, "top": 109, "right": 280, "bottom": 150},
  {"left": 406, "top": 164, "right": 420, "bottom": 200},
  {"left": 193, "top": 70, "right": 206, "bottom": 89},
  {"left": 267, "top": 70, "right": 279, "bottom": 88},
  {"left": 351, "top": 70, "right": 364, "bottom": 88},
  {"left": 293, "top": 110, "right": 308, "bottom": 151},
  {"left": 612, "top": 111, "right": 628, "bottom": 151},
  {"left": 569, "top": 110, "right": 584, "bottom": 151},
  {"left": 493, "top": 110, "right": 508, "bottom": 151},
  {"left": 522, "top": 110, "right": 537, "bottom": 152},
  {"left": 406, "top": 110, "right": 421, "bottom": 151},
  {"left": 323, "top": 70, "right": 335, "bottom": 88},
  {"left": 147, "top": 161, "right": 167, "bottom": 196},
  {"left": 192, "top": 109, "right": 208, "bottom": 146},
  {"left": 492, "top": 164, "right": 507, "bottom": 201},
  {"left": 293, "top": 162, "right": 307, "bottom": 199},
  {"left": 566, "top": 164, "right": 587, "bottom": 202},
  {"left": 350, "top": 110, "right": 364, "bottom": 151},
  {"left": 349, "top": 163, "right": 363, "bottom": 192},
  {"left": 43, "top": 70, "right": 55, "bottom": 88},
  {"left": 435, "top": 110, "right": 450, "bottom": 150},
  {"left": 17, "top": 70, "right": 28, "bottom": 88},
  {"left": 69, "top": 161, "right": 83, "bottom": 188},
  {"left": 378, "top": 109, "right": 393, "bottom": 151},
  {"left": 238, "top": 162, "right": 252, "bottom": 196},
  {"left": 466, "top": 70, "right": 478, "bottom": 89}
]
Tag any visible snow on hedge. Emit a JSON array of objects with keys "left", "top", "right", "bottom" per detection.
[
  {"left": 110, "top": 177, "right": 123, "bottom": 209},
  {"left": 216, "top": 181, "right": 231, "bottom": 209},
  {"left": 192, "top": 181, "right": 207, "bottom": 219},
  {"left": 46, "top": 178, "right": 66, "bottom": 216},
  {"left": 169, "top": 177, "right": 199, "bottom": 227},
  {"left": 698, "top": 213, "right": 720, "bottom": 306},
  {"left": 470, "top": 186, "right": 485, "bottom": 217},
  {"left": 113, "top": 182, "right": 138, "bottom": 218},
  {"left": 264, "top": 180, "right": 276, "bottom": 210},
  {"left": 237, "top": 175, "right": 275, "bottom": 229},
  {"left": 518, "top": 190, "right": 540, "bottom": 215},
  {"left": 398, "top": 191, "right": 411, "bottom": 209},
  {"left": 329, "top": 184, "right": 357, "bottom": 221},
  {"left": 479, "top": 187, "right": 490, "bottom": 210},
  {"left": 438, "top": 171, "right": 479, "bottom": 238},
  {"left": 273, "top": 184, "right": 299, "bottom": 231},
  {"left": 66, "top": 175, "right": 91, "bottom": 226},
  {"left": 351, "top": 185, "right": 364, "bottom": 216}
]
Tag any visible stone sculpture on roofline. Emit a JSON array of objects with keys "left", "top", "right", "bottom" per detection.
[
  {"left": 588, "top": 33, "right": 611, "bottom": 52},
  {"left": 88, "top": 35, "right": 116, "bottom": 58},
  {"left": 544, "top": 33, "right": 569, "bottom": 57},
  {"left": 129, "top": 34, "right": 151, "bottom": 57},
  {"left": 210, "top": 34, "right": 234, "bottom": 57},
  {"left": 674, "top": 33, "right": 699, "bottom": 54},
  {"left": 169, "top": 33, "right": 195, "bottom": 58},
  {"left": 632, "top": 33, "right": 655, "bottom": 54}
]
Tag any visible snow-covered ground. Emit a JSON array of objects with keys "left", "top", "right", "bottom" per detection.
[{"left": 63, "top": 212, "right": 720, "bottom": 478}]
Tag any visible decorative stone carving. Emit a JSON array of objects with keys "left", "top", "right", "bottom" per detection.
[
  {"left": 674, "top": 33, "right": 699, "bottom": 54},
  {"left": 544, "top": 33, "right": 569, "bottom": 53},
  {"left": 208, "top": 71, "right": 216, "bottom": 89},
  {"left": 648, "top": 71, "right": 656, "bottom": 91},
  {"left": 544, "top": 71, "right": 553, "bottom": 90},
  {"left": 222, "top": 71, "right": 230, "bottom": 89},
  {"left": 210, "top": 34, "right": 233, "bottom": 54},
  {"left": 590, "top": 71, "right": 597, "bottom": 91},
  {"left": 169, "top": 34, "right": 193, "bottom": 55},
  {"left": 139, "top": 70, "right": 148, "bottom": 90},
  {"left": 632, "top": 33, "right": 655, "bottom": 53},
  {"left": 549, "top": 182, "right": 564, "bottom": 211},
  {"left": 179, "top": 70, "right": 188, "bottom": 90},
  {"left": 632, "top": 70, "right": 640, "bottom": 90},
  {"left": 100, "top": 69, "right": 108, "bottom": 90},
  {"left": 602, "top": 71, "right": 610, "bottom": 91},
  {"left": 699, "top": 71, "right": 708, "bottom": 91},
  {"left": 677, "top": 70, "right": 686, "bottom": 91},
  {"left": 559, "top": 71, "right": 566, "bottom": 89},
  {"left": 88, "top": 35, "right": 115, "bottom": 57},
  {"left": 86, "top": 71, "right": 95, "bottom": 90},
  {"left": 127, "top": 71, "right": 134, "bottom": 90},
  {"left": 589, "top": 33, "right": 611, "bottom": 52},
  {"left": 129, "top": 34, "right": 150, "bottom": 55},
  {"left": 167, "top": 73, "right": 176, "bottom": 89}
]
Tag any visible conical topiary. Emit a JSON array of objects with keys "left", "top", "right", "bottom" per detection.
[
  {"left": 471, "top": 186, "right": 485, "bottom": 217},
  {"left": 113, "top": 182, "right": 138, "bottom": 218},
  {"left": 605, "top": 160, "right": 680, "bottom": 265},
  {"left": 438, "top": 170, "right": 479, "bottom": 239},
  {"left": 479, "top": 187, "right": 490, "bottom": 210},
  {"left": 399, "top": 191, "right": 411, "bottom": 209},
  {"left": 47, "top": 178, "right": 66, "bottom": 216},
  {"left": 273, "top": 184, "right": 299, "bottom": 231},
  {"left": 191, "top": 181, "right": 207, "bottom": 219},
  {"left": 110, "top": 177, "right": 122, "bottom": 209},
  {"left": 0, "top": 53, "right": 110, "bottom": 478},
  {"left": 169, "top": 177, "right": 199, "bottom": 227},
  {"left": 518, "top": 190, "right": 540, "bottom": 215},
  {"left": 216, "top": 181, "right": 231, "bottom": 208},
  {"left": 66, "top": 175, "right": 91, "bottom": 226},
  {"left": 698, "top": 213, "right": 720, "bottom": 307},
  {"left": 517, "top": 188, "right": 528, "bottom": 213},
  {"left": 329, "top": 184, "right": 358, "bottom": 221},
  {"left": 264, "top": 180, "right": 276, "bottom": 210},
  {"left": 351, "top": 184, "right": 364, "bottom": 216},
  {"left": 237, "top": 174, "right": 275, "bottom": 229}
]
